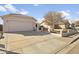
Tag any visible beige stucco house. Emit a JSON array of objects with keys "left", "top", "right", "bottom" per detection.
[
  {"left": 1, "top": 14, "right": 37, "bottom": 32},
  {"left": 40, "top": 19, "right": 70, "bottom": 32}
]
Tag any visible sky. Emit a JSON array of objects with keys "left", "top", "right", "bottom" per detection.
[{"left": 0, "top": 4, "right": 79, "bottom": 24}]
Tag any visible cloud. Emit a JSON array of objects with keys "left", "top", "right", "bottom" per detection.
[
  {"left": 66, "top": 10, "right": 70, "bottom": 12},
  {"left": 0, "top": 6, "right": 7, "bottom": 12},
  {"left": 76, "top": 12, "right": 79, "bottom": 14},
  {"left": 0, "top": 4, "right": 29, "bottom": 15},
  {"left": 60, "top": 11, "right": 71, "bottom": 19},
  {"left": 33, "top": 4, "right": 39, "bottom": 6},
  {"left": 19, "top": 9, "right": 29, "bottom": 15},
  {"left": 37, "top": 18, "right": 43, "bottom": 23},
  {"left": 60, "top": 11, "right": 70, "bottom": 16},
  {"left": 4, "top": 4, "right": 19, "bottom": 13}
]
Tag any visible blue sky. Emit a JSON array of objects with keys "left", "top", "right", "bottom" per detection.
[{"left": 0, "top": 4, "right": 79, "bottom": 24}]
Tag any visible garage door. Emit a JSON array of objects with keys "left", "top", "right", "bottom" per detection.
[{"left": 7, "top": 21, "right": 34, "bottom": 32}]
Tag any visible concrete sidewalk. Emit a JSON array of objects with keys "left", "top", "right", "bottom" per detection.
[{"left": 56, "top": 34, "right": 79, "bottom": 54}]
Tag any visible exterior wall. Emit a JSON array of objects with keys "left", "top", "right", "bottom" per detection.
[
  {"left": 3, "top": 16, "right": 36, "bottom": 32},
  {"left": 41, "top": 23, "right": 52, "bottom": 32},
  {"left": 41, "top": 23, "right": 49, "bottom": 29},
  {"left": 59, "top": 25, "right": 65, "bottom": 29}
]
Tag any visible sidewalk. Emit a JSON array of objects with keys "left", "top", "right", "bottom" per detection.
[{"left": 56, "top": 33, "right": 79, "bottom": 54}]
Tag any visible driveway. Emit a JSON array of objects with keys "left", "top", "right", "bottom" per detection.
[{"left": 0, "top": 31, "right": 79, "bottom": 54}]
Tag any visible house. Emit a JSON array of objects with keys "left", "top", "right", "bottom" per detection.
[
  {"left": 40, "top": 19, "right": 70, "bottom": 32},
  {"left": 58, "top": 20, "right": 70, "bottom": 29},
  {"left": 1, "top": 14, "right": 37, "bottom": 32}
]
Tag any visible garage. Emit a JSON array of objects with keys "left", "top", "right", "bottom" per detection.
[{"left": 1, "top": 14, "right": 37, "bottom": 32}]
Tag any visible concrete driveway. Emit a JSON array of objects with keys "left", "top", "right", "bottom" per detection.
[{"left": 0, "top": 31, "right": 79, "bottom": 54}]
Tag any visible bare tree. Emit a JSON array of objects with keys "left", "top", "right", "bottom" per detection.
[
  {"left": 44, "top": 11, "right": 64, "bottom": 32},
  {"left": 74, "top": 20, "right": 79, "bottom": 27},
  {"left": 63, "top": 19, "right": 70, "bottom": 29}
]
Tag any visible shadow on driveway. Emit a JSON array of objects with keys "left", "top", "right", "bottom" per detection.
[{"left": 8, "top": 31, "right": 50, "bottom": 36}]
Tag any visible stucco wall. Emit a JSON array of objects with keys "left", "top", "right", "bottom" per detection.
[{"left": 3, "top": 16, "right": 36, "bottom": 32}]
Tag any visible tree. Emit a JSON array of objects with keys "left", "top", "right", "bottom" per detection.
[
  {"left": 43, "top": 11, "right": 64, "bottom": 32},
  {"left": 74, "top": 20, "right": 79, "bottom": 27},
  {"left": 63, "top": 19, "right": 70, "bottom": 29}
]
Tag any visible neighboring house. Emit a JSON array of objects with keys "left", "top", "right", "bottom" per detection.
[
  {"left": 40, "top": 20, "right": 52, "bottom": 32},
  {"left": 58, "top": 20, "right": 70, "bottom": 29},
  {"left": 41, "top": 19, "right": 70, "bottom": 31},
  {"left": 1, "top": 14, "right": 37, "bottom": 32},
  {"left": 58, "top": 21, "right": 66, "bottom": 29}
]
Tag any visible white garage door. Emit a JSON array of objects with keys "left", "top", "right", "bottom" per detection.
[{"left": 7, "top": 21, "right": 34, "bottom": 32}]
